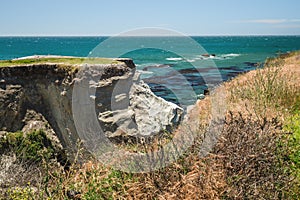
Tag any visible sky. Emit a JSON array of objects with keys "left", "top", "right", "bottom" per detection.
[{"left": 1, "top": 0, "right": 300, "bottom": 36}]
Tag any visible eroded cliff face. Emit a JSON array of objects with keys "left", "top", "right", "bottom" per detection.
[{"left": 0, "top": 58, "right": 183, "bottom": 158}]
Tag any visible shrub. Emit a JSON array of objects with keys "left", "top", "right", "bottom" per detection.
[{"left": 0, "top": 130, "right": 56, "bottom": 163}]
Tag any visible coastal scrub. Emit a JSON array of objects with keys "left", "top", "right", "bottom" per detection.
[{"left": 0, "top": 52, "right": 299, "bottom": 199}]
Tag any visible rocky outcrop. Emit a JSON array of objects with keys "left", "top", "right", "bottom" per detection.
[
  {"left": 98, "top": 80, "right": 183, "bottom": 138},
  {"left": 0, "top": 57, "right": 183, "bottom": 158}
]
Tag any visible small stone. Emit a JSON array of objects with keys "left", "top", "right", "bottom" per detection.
[
  {"left": 60, "top": 91, "right": 67, "bottom": 96},
  {"left": 67, "top": 190, "right": 81, "bottom": 199},
  {"left": 90, "top": 95, "right": 96, "bottom": 100},
  {"left": 197, "top": 94, "right": 205, "bottom": 99},
  {"left": 204, "top": 89, "right": 210, "bottom": 95}
]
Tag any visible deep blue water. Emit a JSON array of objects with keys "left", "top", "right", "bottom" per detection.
[{"left": 1, "top": 36, "right": 300, "bottom": 105}]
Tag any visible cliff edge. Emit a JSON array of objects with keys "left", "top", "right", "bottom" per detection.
[{"left": 0, "top": 56, "right": 183, "bottom": 157}]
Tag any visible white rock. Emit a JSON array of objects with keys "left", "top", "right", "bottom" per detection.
[{"left": 98, "top": 80, "right": 183, "bottom": 137}]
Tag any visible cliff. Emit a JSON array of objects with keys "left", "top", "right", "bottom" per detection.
[{"left": 0, "top": 56, "right": 183, "bottom": 157}]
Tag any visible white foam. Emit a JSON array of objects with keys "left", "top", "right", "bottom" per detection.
[
  {"left": 166, "top": 57, "right": 183, "bottom": 61},
  {"left": 187, "top": 59, "right": 196, "bottom": 62},
  {"left": 137, "top": 70, "right": 153, "bottom": 74},
  {"left": 195, "top": 55, "right": 215, "bottom": 60},
  {"left": 193, "top": 53, "right": 241, "bottom": 61},
  {"left": 221, "top": 53, "right": 241, "bottom": 57}
]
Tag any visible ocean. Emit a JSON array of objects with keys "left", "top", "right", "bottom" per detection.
[{"left": 1, "top": 36, "right": 300, "bottom": 105}]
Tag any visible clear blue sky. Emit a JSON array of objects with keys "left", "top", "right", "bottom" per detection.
[{"left": 1, "top": 0, "right": 300, "bottom": 36}]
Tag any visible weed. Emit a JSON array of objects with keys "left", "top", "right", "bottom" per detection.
[
  {"left": 284, "top": 111, "right": 300, "bottom": 184},
  {"left": 0, "top": 130, "right": 56, "bottom": 163},
  {"left": 7, "top": 186, "right": 34, "bottom": 200}
]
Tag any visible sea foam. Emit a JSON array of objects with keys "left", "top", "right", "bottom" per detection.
[{"left": 166, "top": 57, "right": 183, "bottom": 61}]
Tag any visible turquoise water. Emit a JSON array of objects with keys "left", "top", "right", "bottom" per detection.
[{"left": 1, "top": 36, "right": 300, "bottom": 105}]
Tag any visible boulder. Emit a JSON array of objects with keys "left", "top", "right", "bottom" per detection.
[{"left": 98, "top": 80, "right": 183, "bottom": 138}]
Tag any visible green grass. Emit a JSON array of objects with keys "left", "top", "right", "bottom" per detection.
[
  {"left": 0, "top": 130, "right": 56, "bottom": 162},
  {"left": 82, "top": 169, "right": 133, "bottom": 200},
  {"left": 7, "top": 186, "right": 35, "bottom": 200},
  {"left": 285, "top": 111, "right": 300, "bottom": 181},
  {"left": 0, "top": 57, "right": 121, "bottom": 68},
  {"left": 0, "top": 129, "right": 136, "bottom": 199},
  {"left": 274, "top": 110, "right": 300, "bottom": 199}
]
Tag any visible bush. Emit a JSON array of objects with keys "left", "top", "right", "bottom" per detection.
[{"left": 0, "top": 130, "right": 56, "bottom": 163}]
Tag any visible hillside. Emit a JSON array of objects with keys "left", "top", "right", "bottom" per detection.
[{"left": 0, "top": 52, "right": 299, "bottom": 199}]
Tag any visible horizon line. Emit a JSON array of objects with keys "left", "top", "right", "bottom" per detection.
[{"left": 0, "top": 34, "right": 300, "bottom": 37}]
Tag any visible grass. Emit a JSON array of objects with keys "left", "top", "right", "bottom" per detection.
[
  {"left": 232, "top": 58, "right": 298, "bottom": 109},
  {"left": 284, "top": 110, "right": 300, "bottom": 186},
  {"left": 226, "top": 52, "right": 300, "bottom": 198},
  {"left": 0, "top": 51, "right": 300, "bottom": 199},
  {"left": 0, "top": 130, "right": 63, "bottom": 199},
  {"left": 0, "top": 57, "right": 121, "bottom": 68},
  {"left": 0, "top": 130, "right": 56, "bottom": 163},
  {"left": 7, "top": 186, "right": 34, "bottom": 200}
]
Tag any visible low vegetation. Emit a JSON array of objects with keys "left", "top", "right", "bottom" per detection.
[
  {"left": 284, "top": 110, "right": 300, "bottom": 193},
  {"left": 0, "top": 56, "right": 121, "bottom": 68},
  {"left": 0, "top": 130, "right": 56, "bottom": 163},
  {"left": 0, "top": 52, "right": 299, "bottom": 199}
]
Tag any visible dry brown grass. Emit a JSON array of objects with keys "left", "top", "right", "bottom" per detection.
[
  {"left": 218, "top": 112, "right": 291, "bottom": 199},
  {"left": 226, "top": 52, "right": 300, "bottom": 120}
]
